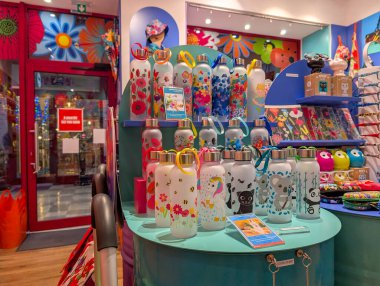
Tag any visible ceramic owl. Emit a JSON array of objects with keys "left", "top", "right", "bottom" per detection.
[
  {"left": 317, "top": 150, "right": 334, "bottom": 171},
  {"left": 332, "top": 150, "right": 350, "bottom": 170},
  {"left": 347, "top": 148, "right": 365, "bottom": 168}
]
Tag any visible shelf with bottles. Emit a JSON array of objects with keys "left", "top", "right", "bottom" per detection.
[
  {"left": 296, "top": 96, "right": 360, "bottom": 106},
  {"left": 277, "top": 139, "right": 366, "bottom": 148}
]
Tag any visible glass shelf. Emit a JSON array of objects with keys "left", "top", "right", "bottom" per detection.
[
  {"left": 277, "top": 139, "right": 366, "bottom": 148},
  {"left": 296, "top": 96, "right": 360, "bottom": 105}
]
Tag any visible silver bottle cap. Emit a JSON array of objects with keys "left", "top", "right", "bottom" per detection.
[
  {"left": 159, "top": 152, "right": 176, "bottom": 163},
  {"left": 235, "top": 150, "right": 252, "bottom": 161},
  {"left": 298, "top": 149, "right": 316, "bottom": 158},
  {"left": 229, "top": 118, "right": 240, "bottom": 128},
  {"left": 136, "top": 49, "right": 148, "bottom": 58},
  {"left": 222, "top": 149, "right": 235, "bottom": 159},
  {"left": 204, "top": 151, "right": 221, "bottom": 162},
  {"left": 178, "top": 119, "right": 191, "bottom": 129},
  {"left": 149, "top": 150, "right": 160, "bottom": 160},
  {"left": 145, "top": 118, "right": 159, "bottom": 128},
  {"left": 253, "top": 60, "right": 262, "bottom": 69},
  {"left": 271, "top": 150, "right": 287, "bottom": 160},
  {"left": 254, "top": 119, "right": 265, "bottom": 127},
  {"left": 178, "top": 153, "right": 194, "bottom": 166},
  {"left": 286, "top": 148, "right": 297, "bottom": 158},
  {"left": 176, "top": 53, "right": 183, "bottom": 62},
  {"left": 219, "top": 57, "right": 227, "bottom": 64},
  {"left": 197, "top": 54, "right": 209, "bottom": 63},
  {"left": 234, "top": 58, "right": 245, "bottom": 66},
  {"left": 202, "top": 117, "right": 211, "bottom": 127}
]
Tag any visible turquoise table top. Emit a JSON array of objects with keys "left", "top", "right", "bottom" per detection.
[{"left": 122, "top": 202, "right": 341, "bottom": 254}]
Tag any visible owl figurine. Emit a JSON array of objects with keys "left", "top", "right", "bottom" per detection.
[
  {"left": 347, "top": 148, "right": 365, "bottom": 168},
  {"left": 333, "top": 171, "right": 348, "bottom": 184},
  {"left": 332, "top": 150, "right": 350, "bottom": 170},
  {"left": 317, "top": 150, "right": 334, "bottom": 171}
]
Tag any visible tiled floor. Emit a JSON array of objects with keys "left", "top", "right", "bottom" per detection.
[{"left": 37, "top": 184, "right": 91, "bottom": 221}]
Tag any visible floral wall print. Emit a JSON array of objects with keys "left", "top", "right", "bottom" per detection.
[{"left": 0, "top": 6, "right": 19, "bottom": 60}]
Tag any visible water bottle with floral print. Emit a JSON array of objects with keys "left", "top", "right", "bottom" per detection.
[
  {"left": 146, "top": 151, "right": 160, "bottom": 217},
  {"left": 212, "top": 56, "right": 230, "bottom": 122},
  {"left": 250, "top": 119, "right": 269, "bottom": 149},
  {"left": 192, "top": 54, "right": 212, "bottom": 121},
  {"left": 173, "top": 51, "right": 194, "bottom": 118},
  {"left": 174, "top": 119, "right": 197, "bottom": 151},
  {"left": 130, "top": 48, "right": 151, "bottom": 120},
  {"left": 142, "top": 119, "right": 162, "bottom": 179},
  {"left": 155, "top": 152, "right": 176, "bottom": 227},
  {"left": 153, "top": 49, "right": 173, "bottom": 119},
  {"left": 230, "top": 58, "right": 247, "bottom": 120}
]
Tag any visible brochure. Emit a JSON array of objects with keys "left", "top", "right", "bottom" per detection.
[{"left": 163, "top": 87, "right": 186, "bottom": 120}]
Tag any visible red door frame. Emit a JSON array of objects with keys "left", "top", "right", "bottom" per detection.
[{"left": 26, "top": 60, "right": 116, "bottom": 231}]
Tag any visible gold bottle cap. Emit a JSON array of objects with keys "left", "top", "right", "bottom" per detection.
[
  {"left": 179, "top": 153, "right": 194, "bottom": 166},
  {"left": 136, "top": 49, "right": 148, "bottom": 58},
  {"left": 234, "top": 58, "right": 245, "bottom": 66},
  {"left": 223, "top": 149, "right": 236, "bottom": 159},
  {"left": 202, "top": 117, "right": 211, "bottom": 127},
  {"left": 178, "top": 119, "right": 191, "bottom": 129},
  {"left": 196, "top": 54, "right": 208, "bottom": 63},
  {"left": 159, "top": 152, "right": 176, "bottom": 163},
  {"left": 204, "top": 151, "right": 221, "bottom": 162},
  {"left": 149, "top": 150, "right": 160, "bottom": 160},
  {"left": 156, "top": 50, "right": 168, "bottom": 60},
  {"left": 145, "top": 118, "right": 159, "bottom": 128},
  {"left": 271, "top": 150, "right": 287, "bottom": 160},
  {"left": 286, "top": 148, "right": 297, "bottom": 158},
  {"left": 254, "top": 119, "right": 265, "bottom": 127},
  {"left": 253, "top": 60, "right": 262, "bottom": 69},
  {"left": 219, "top": 57, "right": 227, "bottom": 64},
  {"left": 229, "top": 118, "right": 240, "bottom": 128},
  {"left": 235, "top": 150, "right": 252, "bottom": 161},
  {"left": 298, "top": 149, "right": 316, "bottom": 158}
]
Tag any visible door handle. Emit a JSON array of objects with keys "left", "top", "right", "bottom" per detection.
[{"left": 29, "top": 122, "right": 41, "bottom": 175}]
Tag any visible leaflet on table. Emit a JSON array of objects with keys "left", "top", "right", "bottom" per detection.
[
  {"left": 163, "top": 87, "right": 187, "bottom": 120},
  {"left": 228, "top": 214, "right": 285, "bottom": 249}
]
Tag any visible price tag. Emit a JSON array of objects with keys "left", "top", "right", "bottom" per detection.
[{"left": 276, "top": 258, "right": 295, "bottom": 268}]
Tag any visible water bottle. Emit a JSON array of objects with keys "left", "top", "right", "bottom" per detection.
[
  {"left": 130, "top": 48, "right": 151, "bottom": 120},
  {"left": 192, "top": 54, "right": 212, "bottom": 121},
  {"left": 155, "top": 152, "right": 176, "bottom": 227},
  {"left": 174, "top": 119, "right": 196, "bottom": 151},
  {"left": 231, "top": 151, "right": 256, "bottom": 214},
  {"left": 153, "top": 49, "right": 173, "bottom": 119},
  {"left": 230, "top": 58, "right": 247, "bottom": 119},
  {"left": 146, "top": 150, "right": 160, "bottom": 216},
  {"left": 225, "top": 118, "right": 249, "bottom": 150},
  {"left": 247, "top": 60, "right": 266, "bottom": 121},
  {"left": 250, "top": 119, "right": 269, "bottom": 149},
  {"left": 222, "top": 149, "right": 235, "bottom": 216},
  {"left": 253, "top": 149, "right": 270, "bottom": 216},
  {"left": 286, "top": 148, "right": 297, "bottom": 213},
  {"left": 169, "top": 152, "right": 199, "bottom": 238},
  {"left": 296, "top": 149, "right": 320, "bottom": 219},
  {"left": 199, "top": 151, "right": 226, "bottom": 230},
  {"left": 173, "top": 52, "right": 193, "bottom": 118},
  {"left": 142, "top": 118, "right": 162, "bottom": 179},
  {"left": 199, "top": 116, "right": 224, "bottom": 148},
  {"left": 267, "top": 150, "right": 292, "bottom": 223},
  {"left": 212, "top": 56, "right": 230, "bottom": 121}
]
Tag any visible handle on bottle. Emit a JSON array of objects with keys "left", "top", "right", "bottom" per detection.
[
  {"left": 211, "top": 53, "right": 223, "bottom": 68},
  {"left": 175, "top": 148, "right": 200, "bottom": 175},
  {"left": 255, "top": 146, "right": 278, "bottom": 174},
  {"left": 130, "top": 43, "right": 148, "bottom": 60},
  {"left": 242, "top": 145, "right": 262, "bottom": 160},
  {"left": 259, "top": 116, "right": 273, "bottom": 136},
  {"left": 247, "top": 59, "right": 257, "bottom": 75},
  {"left": 179, "top": 51, "right": 195, "bottom": 68},
  {"left": 183, "top": 118, "right": 198, "bottom": 139},
  {"left": 234, "top": 117, "right": 249, "bottom": 138},
  {"left": 153, "top": 48, "right": 172, "bottom": 64},
  {"left": 208, "top": 116, "right": 225, "bottom": 135}
]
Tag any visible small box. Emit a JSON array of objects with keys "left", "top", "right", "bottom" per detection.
[
  {"left": 134, "top": 177, "right": 147, "bottom": 214},
  {"left": 304, "top": 73, "right": 332, "bottom": 96},
  {"left": 332, "top": 75, "right": 352, "bottom": 96},
  {"left": 333, "top": 170, "right": 352, "bottom": 184},
  {"left": 350, "top": 167, "right": 370, "bottom": 181}
]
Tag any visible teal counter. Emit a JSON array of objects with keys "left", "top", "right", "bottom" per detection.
[{"left": 123, "top": 203, "right": 341, "bottom": 286}]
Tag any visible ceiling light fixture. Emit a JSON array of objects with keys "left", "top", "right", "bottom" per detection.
[
  {"left": 269, "top": 19, "right": 273, "bottom": 23},
  {"left": 210, "top": 10, "right": 213, "bottom": 14},
  {"left": 280, "top": 29, "right": 287, "bottom": 35},
  {"left": 205, "top": 18, "right": 212, "bottom": 25},
  {"left": 289, "top": 23, "right": 292, "bottom": 27},
  {"left": 244, "top": 24, "right": 251, "bottom": 30},
  {"left": 228, "top": 14, "right": 232, "bottom": 18},
  {"left": 44, "top": 0, "right": 52, "bottom": 3}
]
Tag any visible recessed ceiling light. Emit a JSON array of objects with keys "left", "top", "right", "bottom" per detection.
[
  {"left": 269, "top": 19, "right": 273, "bottom": 23},
  {"left": 209, "top": 10, "right": 213, "bottom": 14},
  {"left": 44, "top": 0, "right": 52, "bottom": 3},
  {"left": 244, "top": 24, "right": 251, "bottom": 30},
  {"left": 50, "top": 13, "right": 56, "bottom": 17},
  {"left": 228, "top": 14, "right": 232, "bottom": 18},
  {"left": 205, "top": 18, "right": 211, "bottom": 25},
  {"left": 280, "top": 29, "right": 287, "bottom": 35}
]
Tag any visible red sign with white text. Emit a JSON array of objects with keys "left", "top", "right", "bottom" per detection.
[{"left": 57, "top": 108, "right": 83, "bottom": 132}]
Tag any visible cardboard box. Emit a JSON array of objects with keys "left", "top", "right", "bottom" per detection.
[
  {"left": 332, "top": 75, "right": 352, "bottom": 97},
  {"left": 304, "top": 73, "right": 332, "bottom": 96},
  {"left": 350, "top": 167, "right": 370, "bottom": 181}
]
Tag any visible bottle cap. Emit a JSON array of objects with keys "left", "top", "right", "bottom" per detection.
[
  {"left": 271, "top": 150, "right": 287, "bottom": 160},
  {"left": 159, "top": 152, "right": 176, "bottom": 163},
  {"left": 235, "top": 150, "right": 252, "bottom": 161},
  {"left": 286, "top": 148, "right": 297, "bottom": 158},
  {"left": 234, "top": 58, "right": 245, "bottom": 66},
  {"left": 178, "top": 153, "right": 194, "bottom": 166},
  {"left": 222, "top": 149, "right": 235, "bottom": 159},
  {"left": 196, "top": 54, "right": 208, "bottom": 63},
  {"left": 149, "top": 150, "right": 160, "bottom": 160},
  {"left": 229, "top": 118, "right": 240, "bottom": 128},
  {"left": 202, "top": 117, "right": 211, "bottom": 127},
  {"left": 156, "top": 50, "right": 169, "bottom": 60},
  {"left": 176, "top": 53, "right": 183, "bottom": 62},
  {"left": 254, "top": 119, "right": 265, "bottom": 127},
  {"left": 204, "top": 151, "right": 221, "bottom": 162},
  {"left": 178, "top": 119, "right": 191, "bottom": 129},
  {"left": 219, "top": 57, "right": 227, "bottom": 64},
  {"left": 298, "top": 148, "right": 316, "bottom": 158},
  {"left": 145, "top": 118, "right": 159, "bottom": 128},
  {"left": 136, "top": 49, "right": 148, "bottom": 58},
  {"left": 253, "top": 60, "right": 262, "bottom": 69}
]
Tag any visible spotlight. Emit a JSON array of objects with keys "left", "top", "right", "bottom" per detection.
[
  {"left": 280, "top": 29, "right": 287, "bottom": 35},
  {"left": 205, "top": 18, "right": 211, "bottom": 25},
  {"left": 244, "top": 24, "right": 251, "bottom": 30}
]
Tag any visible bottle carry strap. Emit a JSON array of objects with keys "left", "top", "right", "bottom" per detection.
[
  {"left": 259, "top": 116, "right": 273, "bottom": 136},
  {"left": 255, "top": 146, "right": 278, "bottom": 175},
  {"left": 208, "top": 116, "right": 225, "bottom": 135},
  {"left": 247, "top": 59, "right": 257, "bottom": 75},
  {"left": 175, "top": 148, "right": 200, "bottom": 175},
  {"left": 211, "top": 53, "right": 223, "bottom": 68},
  {"left": 234, "top": 117, "right": 249, "bottom": 137},
  {"left": 179, "top": 51, "right": 196, "bottom": 68},
  {"left": 182, "top": 118, "right": 198, "bottom": 139}
]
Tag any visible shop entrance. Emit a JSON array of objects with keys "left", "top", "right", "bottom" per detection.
[{"left": 26, "top": 60, "right": 116, "bottom": 231}]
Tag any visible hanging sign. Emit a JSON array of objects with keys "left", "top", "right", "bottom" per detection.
[
  {"left": 71, "top": 0, "right": 92, "bottom": 15},
  {"left": 57, "top": 108, "right": 83, "bottom": 132}
]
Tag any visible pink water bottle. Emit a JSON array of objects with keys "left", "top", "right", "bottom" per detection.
[{"left": 142, "top": 119, "right": 162, "bottom": 178}]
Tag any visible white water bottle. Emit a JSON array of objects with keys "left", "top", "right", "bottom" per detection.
[
  {"left": 296, "top": 149, "right": 320, "bottom": 219},
  {"left": 250, "top": 119, "right": 269, "bottom": 149},
  {"left": 267, "top": 150, "right": 292, "bottom": 223},
  {"left": 155, "top": 152, "right": 175, "bottom": 227},
  {"left": 146, "top": 151, "right": 160, "bottom": 217},
  {"left": 222, "top": 150, "right": 235, "bottom": 216},
  {"left": 212, "top": 56, "right": 230, "bottom": 121},
  {"left": 174, "top": 119, "right": 195, "bottom": 151},
  {"left": 247, "top": 60, "right": 266, "bottom": 121},
  {"left": 193, "top": 54, "right": 212, "bottom": 121},
  {"left": 253, "top": 149, "right": 270, "bottom": 216},
  {"left": 231, "top": 151, "right": 256, "bottom": 214},
  {"left": 169, "top": 153, "right": 198, "bottom": 238},
  {"left": 225, "top": 118, "right": 248, "bottom": 150},
  {"left": 230, "top": 58, "right": 247, "bottom": 119},
  {"left": 199, "top": 117, "right": 217, "bottom": 148},
  {"left": 173, "top": 53, "right": 193, "bottom": 118},
  {"left": 199, "top": 151, "right": 226, "bottom": 230},
  {"left": 141, "top": 119, "right": 162, "bottom": 179},
  {"left": 286, "top": 148, "right": 297, "bottom": 213}
]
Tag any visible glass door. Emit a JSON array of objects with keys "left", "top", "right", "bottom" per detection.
[{"left": 27, "top": 62, "right": 115, "bottom": 230}]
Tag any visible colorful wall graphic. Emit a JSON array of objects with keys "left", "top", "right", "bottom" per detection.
[
  {"left": 0, "top": 6, "right": 19, "bottom": 60},
  {"left": 29, "top": 10, "right": 114, "bottom": 63},
  {"left": 187, "top": 26, "right": 300, "bottom": 77}
]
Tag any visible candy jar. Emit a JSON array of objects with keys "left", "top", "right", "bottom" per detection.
[
  {"left": 250, "top": 119, "right": 269, "bottom": 149},
  {"left": 199, "top": 151, "right": 226, "bottom": 230},
  {"left": 173, "top": 51, "right": 194, "bottom": 118},
  {"left": 192, "top": 54, "right": 212, "bottom": 121},
  {"left": 286, "top": 148, "right": 297, "bottom": 213},
  {"left": 130, "top": 47, "right": 151, "bottom": 120},
  {"left": 267, "top": 150, "right": 292, "bottom": 223},
  {"left": 199, "top": 116, "right": 224, "bottom": 148},
  {"left": 169, "top": 151, "right": 199, "bottom": 238},
  {"left": 174, "top": 119, "right": 196, "bottom": 151},
  {"left": 212, "top": 56, "right": 230, "bottom": 121},
  {"left": 222, "top": 149, "right": 235, "bottom": 216},
  {"left": 225, "top": 118, "right": 249, "bottom": 150},
  {"left": 231, "top": 151, "right": 256, "bottom": 214},
  {"left": 155, "top": 152, "right": 176, "bottom": 227},
  {"left": 296, "top": 149, "right": 320, "bottom": 219},
  {"left": 247, "top": 60, "right": 266, "bottom": 121},
  {"left": 146, "top": 150, "right": 160, "bottom": 216},
  {"left": 230, "top": 58, "right": 247, "bottom": 119},
  {"left": 153, "top": 49, "right": 173, "bottom": 119},
  {"left": 142, "top": 118, "right": 162, "bottom": 178}
]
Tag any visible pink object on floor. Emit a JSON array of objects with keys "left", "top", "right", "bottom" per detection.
[{"left": 134, "top": 177, "right": 147, "bottom": 214}]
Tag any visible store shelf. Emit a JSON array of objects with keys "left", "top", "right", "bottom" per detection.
[
  {"left": 277, "top": 139, "right": 366, "bottom": 147},
  {"left": 296, "top": 96, "right": 360, "bottom": 106},
  {"left": 123, "top": 120, "right": 277, "bottom": 128}
]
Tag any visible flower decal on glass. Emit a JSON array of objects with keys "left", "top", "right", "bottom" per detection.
[
  {"left": 0, "top": 6, "right": 19, "bottom": 60},
  {"left": 216, "top": 34, "right": 255, "bottom": 59},
  {"left": 33, "top": 12, "right": 85, "bottom": 62}
]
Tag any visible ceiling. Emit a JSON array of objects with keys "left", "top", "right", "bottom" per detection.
[{"left": 187, "top": 5, "right": 323, "bottom": 40}]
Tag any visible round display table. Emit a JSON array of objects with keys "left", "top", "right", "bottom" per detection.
[
  {"left": 123, "top": 203, "right": 341, "bottom": 286},
  {"left": 321, "top": 203, "right": 380, "bottom": 286}
]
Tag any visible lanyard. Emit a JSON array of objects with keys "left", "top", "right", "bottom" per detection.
[
  {"left": 179, "top": 51, "right": 195, "bottom": 68},
  {"left": 130, "top": 42, "right": 148, "bottom": 60},
  {"left": 211, "top": 53, "right": 223, "bottom": 69},
  {"left": 175, "top": 147, "right": 200, "bottom": 175},
  {"left": 233, "top": 117, "right": 249, "bottom": 137},
  {"left": 208, "top": 116, "right": 225, "bottom": 135}
]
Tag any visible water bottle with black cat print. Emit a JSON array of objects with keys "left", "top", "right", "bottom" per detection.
[
  {"left": 230, "top": 151, "right": 256, "bottom": 214},
  {"left": 222, "top": 150, "right": 235, "bottom": 216}
]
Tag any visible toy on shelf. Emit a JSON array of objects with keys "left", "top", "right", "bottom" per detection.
[
  {"left": 329, "top": 58, "right": 352, "bottom": 97},
  {"left": 332, "top": 150, "right": 350, "bottom": 170},
  {"left": 304, "top": 53, "right": 331, "bottom": 97},
  {"left": 347, "top": 148, "right": 365, "bottom": 168},
  {"left": 317, "top": 150, "right": 334, "bottom": 171}
]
